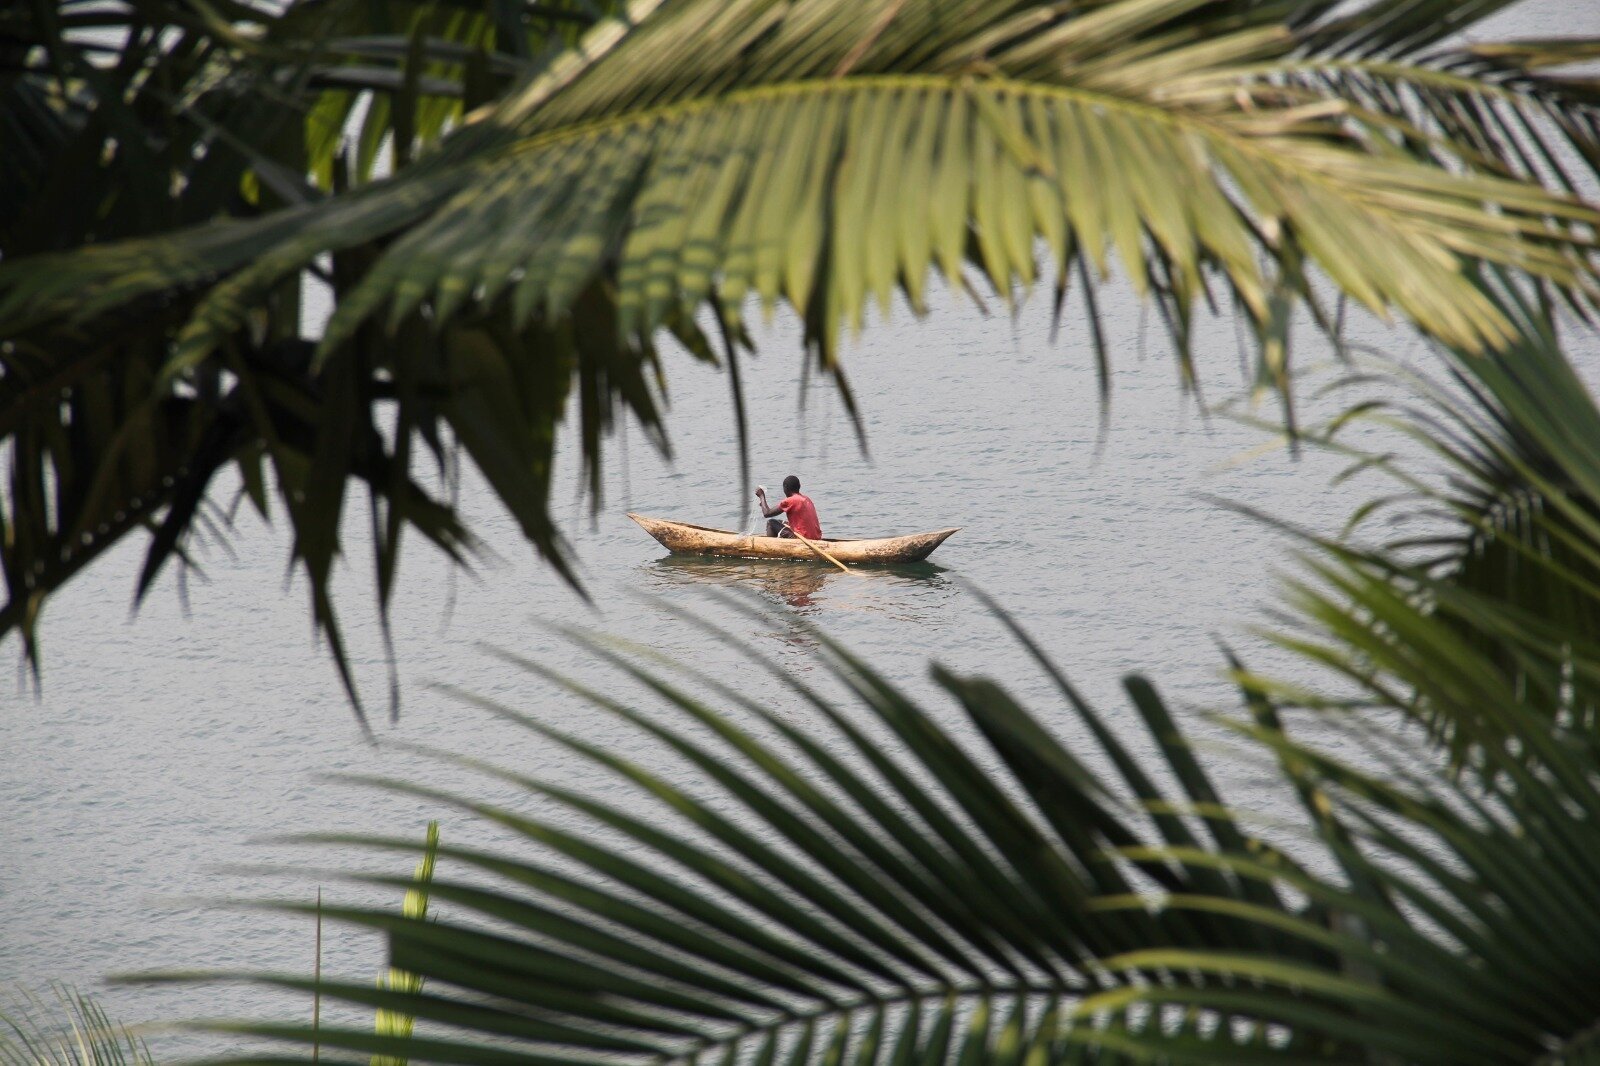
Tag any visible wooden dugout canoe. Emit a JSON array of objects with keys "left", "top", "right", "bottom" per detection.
[{"left": 627, "top": 513, "right": 959, "bottom": 565}]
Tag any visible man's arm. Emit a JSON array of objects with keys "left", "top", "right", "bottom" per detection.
[{"left": 755, "top": 486, "right": 783, "bottom": 518}]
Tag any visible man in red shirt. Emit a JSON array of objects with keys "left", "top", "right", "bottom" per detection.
[{"left": 757, "top": 475, "right": 822, "bottom": 540}]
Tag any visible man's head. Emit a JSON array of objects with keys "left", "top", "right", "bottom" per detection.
[{"left": 782, "top": 475, "right": 801, "bottom": 497}]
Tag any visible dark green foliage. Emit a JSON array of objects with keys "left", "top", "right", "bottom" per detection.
[{"left": 0, "top": 0, "right": 634, "bottom": 716}]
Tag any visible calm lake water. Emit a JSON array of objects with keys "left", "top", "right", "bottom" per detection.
[{"left": 6, "top": 5, "right": 1600, "bottom": 1054}]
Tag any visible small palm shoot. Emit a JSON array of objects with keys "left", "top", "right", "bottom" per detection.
[{"left": 370, "top": 822, "right": 440, "bottom": 1066}]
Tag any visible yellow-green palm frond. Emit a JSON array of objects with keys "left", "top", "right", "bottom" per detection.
[{"left": 8, "top": 0, "right": 1599, "bottom": 370}]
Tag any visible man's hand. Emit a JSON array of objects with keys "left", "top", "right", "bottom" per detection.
[{"left": 755, "top": 485, "right": 767, "bottom": 500}]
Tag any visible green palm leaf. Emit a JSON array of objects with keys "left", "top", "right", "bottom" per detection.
[
  {"left": 1260, "top": 278, "right": 1600, "bottom": 763},
  {"left": 1067, "top": 285, "right": 1600, "bottom": 1059},
  {"left": 11, "top": 0, "right": 1598, "bottom": 363},
  {"left": 133, "top": 590, "right": 1600, "bottom": 1062},
  {"left": 0, "top": 0, "right": 654, "bottom": 710},
  {"left": 127, "top": 595, "right": 1354, "bottom": 1061}
]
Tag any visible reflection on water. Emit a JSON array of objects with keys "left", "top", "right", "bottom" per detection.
[{"left": 643, "top": 553, "right": 956, "bottom": 615}]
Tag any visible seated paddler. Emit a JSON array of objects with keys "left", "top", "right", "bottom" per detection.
[{"left": 756, "top": 476, "right": 822, "bottom": 540}]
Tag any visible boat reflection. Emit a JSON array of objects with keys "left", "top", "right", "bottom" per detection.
[{"left": 643, "top": 554, "right": 953, "bottom": 612}]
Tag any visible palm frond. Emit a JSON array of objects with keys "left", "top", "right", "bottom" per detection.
[
  {"left": 1064, "top": 283, "right": 1600, "bottom": 1058},
  {"left": 0, "top": 0, "right": 639, "bottom": 708},
  {"left": 134, "top": 578, "right": 1600, "bottom": 1064},
  {"left": 1256, "top": 47, "right": 1600, "bottom": 260},
  {"left": 1302, "top": 0, "right": 1526, "bottom": 59},
  {"left": 1079, "top": 672, "right": 1600, "bottom": 1063},
  {"left": 0, "top": 983, "right": 153, "bottom": 1066},
  {"left": 128, "top": 597, "right": 1358, "bottom": 1063},
  {"left": 12, "top": 0, "right": 1599, "bottom": 361},
  {"left": 1263, "top": 277, "right": 1600, "bottom": 763},
  {"left": 271, "top": 0, "right": 638, "bottom": 190}
]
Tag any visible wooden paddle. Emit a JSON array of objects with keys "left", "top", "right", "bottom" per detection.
[
  {"left": 756, "top": 485, "right": 851, "bottom": 574},
  {"left": 789, "top": 527, "right": 852, "bottom": 574}
]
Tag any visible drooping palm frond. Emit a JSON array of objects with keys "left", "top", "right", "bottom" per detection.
[
  {"left": 0, "top": 0, "right": 648, "bottom": 712},
  {"left": 13, "top": 0, "right": 1600, "bottom": 358},
  {"left": 1254, "top": 279, "right": 1600, "bottom": 764},
  {"left": 1262, "top": 1, "right": 1600, "bottom": 291}
]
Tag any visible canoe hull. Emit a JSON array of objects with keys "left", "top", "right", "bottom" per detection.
[{"left": 627, "top": 514, "right": 958, "bottom": 565}]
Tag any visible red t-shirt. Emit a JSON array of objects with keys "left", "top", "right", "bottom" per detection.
[{"left": 778, "top": 493, "right": 822, "bottom": 539}]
